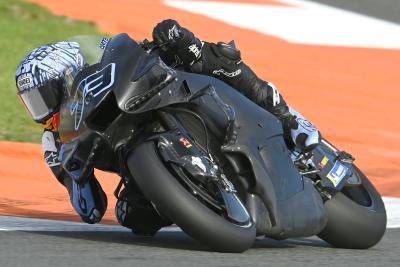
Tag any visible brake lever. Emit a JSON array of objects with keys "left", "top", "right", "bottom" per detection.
[{"left": 141, "top": 39, "right": 169, "bottom": 54}]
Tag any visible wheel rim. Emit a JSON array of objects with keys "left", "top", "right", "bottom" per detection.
[{"left": 169, "top": 162, "right": 252, "bottom": 227}]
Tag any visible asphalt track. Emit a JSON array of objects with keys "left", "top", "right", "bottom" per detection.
[
  {"left": 0, "top": 216, "right": 399, "bottom": 267},
  {"left": 1, "top": 1, "right": 400, "bottom": 266},
  {"left": 309, "top": 0, "right": 400, "bottom": 24}
]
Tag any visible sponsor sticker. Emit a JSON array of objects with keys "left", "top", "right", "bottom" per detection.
[
  {"left": 168, "top": 25, "right": 180, "bottom": 40},
  {"left": 179, "top": 137, "right": 192, "bottom": 148},
  {"left": 212, "top": 68, "right": 242, "bottom": 78},
  {"left": 319, "top": 156, "right": 329, "bottom": 169},
  {"left": 17, "top": 73, "right": 34, "bottom": 90},
  {"left": 326, "top": 161, "right": 349, "bottom": 187},
  {"left": 188, "top": 44, "right": 201, "bottom": 59},
  {"left": 99, "top": 37, "right": 110, "bottom": 49}
]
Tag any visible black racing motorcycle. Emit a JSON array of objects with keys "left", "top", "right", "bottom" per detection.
[{"left": 58, "top": 34, "right": 386, "bottom": 252}]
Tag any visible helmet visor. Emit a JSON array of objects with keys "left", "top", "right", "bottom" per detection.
[{"left": 17, "top": 82, "right": 60, "bottom": 123}]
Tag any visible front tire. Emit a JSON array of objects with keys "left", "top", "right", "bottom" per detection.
[
  {"left": 127, "top": 142, "right": 256, "bottom": 252},
  {"left": 318, "top": 165, "right": 387, "bottom": 249}
]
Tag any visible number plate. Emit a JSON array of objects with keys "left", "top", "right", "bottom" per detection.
[{"left": 326, "top": 161, "right": 349, "bottom": 187}]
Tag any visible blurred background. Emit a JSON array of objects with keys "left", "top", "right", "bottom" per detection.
[{"left": 0, "top": 0, "right": 399, "bottom": 223}]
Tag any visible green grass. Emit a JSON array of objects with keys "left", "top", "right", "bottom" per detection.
[{"left": 0, "top": 0, "right": 102, "bottom": 143}]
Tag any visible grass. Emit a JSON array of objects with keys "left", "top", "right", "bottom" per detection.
[{"left": 0, "top": 0, "right": 101, "bottom": 143}]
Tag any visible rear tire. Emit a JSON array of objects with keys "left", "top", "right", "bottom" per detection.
[
  {"left": 127, "top": 142, "right": 256, "bottom": 252},
  {"left": 318, "top": 165, "right": 387, "bottom": 249}
]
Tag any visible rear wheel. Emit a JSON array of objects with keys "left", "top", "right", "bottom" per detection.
[
  {"left": 127, "top": 141, "right": 256, "bottom": 252},
  {"left": 317, "top": 142, "right": 386, "bottom": 249}
]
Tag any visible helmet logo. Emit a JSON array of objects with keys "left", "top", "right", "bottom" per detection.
[{"left": 17, "top": 73, "right": 34, "bottom": 91}]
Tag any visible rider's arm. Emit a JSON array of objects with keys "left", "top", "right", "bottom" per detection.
[
  {"left": 152, "top": 20, "right": 321, "bottom": 151},
  {"left": 41, "top": 129, "right": 107, "bottom": 223},
  {"left": 152, "top": 21, "right": 286, "bottom": 113}
]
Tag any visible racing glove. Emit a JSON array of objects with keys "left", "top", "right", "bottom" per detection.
[{"left": 152, "top": 19, "right": 203, "bottom": 68}]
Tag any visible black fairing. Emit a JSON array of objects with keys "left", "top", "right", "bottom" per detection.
[
  {"left": 58, "top": 34, "right": 326, "bottom": 238},
  {"left": 100, "top": 34, "right": 176, "bottom": 113},
  {"left": 172, "top": 72, "right": 327, "bottom": 238},
  {"left": 58, "top": 34, "right": 175, "bottom": 175}
]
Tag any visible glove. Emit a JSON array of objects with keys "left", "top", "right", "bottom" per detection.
[
  {"left": 152, "top": 19, "right": 182, "bottom": 48},
  {"left": 153, "top": 19, "right": 203, "bottom": 68}
]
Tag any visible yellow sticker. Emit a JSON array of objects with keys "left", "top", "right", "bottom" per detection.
[
  {"left": 320, "top": 156, "right": 329, "bottom": 167},
  {"left": 326, "top": 173, "right": 338, "bottom": 187}
]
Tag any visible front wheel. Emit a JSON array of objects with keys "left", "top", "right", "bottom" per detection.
[
  {"left": 317, "top": 164, "right": 387, "bottom": 249},
  {"left": 127, "top": 142, "right": 256, "bottom": 252}
]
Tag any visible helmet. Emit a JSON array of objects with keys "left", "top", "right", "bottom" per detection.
[{"left": 16, "top": 42, "right": 85, "bottom": 123}]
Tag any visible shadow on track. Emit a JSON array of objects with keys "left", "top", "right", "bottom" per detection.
[{"left": 27, "top": 230, "right": 331, "bottom": 252}]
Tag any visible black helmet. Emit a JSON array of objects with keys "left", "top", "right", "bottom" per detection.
[{"left": 16, "top": 42, "right": 85, "bottom": 123}]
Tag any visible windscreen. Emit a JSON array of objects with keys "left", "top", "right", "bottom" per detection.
[
  {"left": 68, "top": 35, "right": 109, "bottom": 65},
  {"left": 64, "top": 35, "right": 110, "bottom": 93}
]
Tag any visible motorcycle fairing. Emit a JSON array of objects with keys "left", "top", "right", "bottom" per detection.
[
  {"left": 157, "top": 131, "right": 219, "bottom": 183},
  {"left": 173, "top": 72, "right": 327, "bottom": 238},
  {"left": 59, "top": 33, "right": 326, "bottom": 238},
  {"left": 100, "top": 34, "right": 177, "bottom": 113},
  {"left": 60, "top": 34, "right": 175, "bottom": 139},
  {"left": 154, "top": 130, "right": 252, "bottom": 226},
  {"left": 113, "top": 64, "right": 327, "bottom": 237}
]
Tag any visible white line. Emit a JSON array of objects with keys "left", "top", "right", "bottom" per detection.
[
  {"left": 383, "top": 197, "right": 400, "bottom": 228},
  {"left": 0, "top": 216, "right": 181, "bottom": 232},
  {"left": 1, "top": 196, "right": 399, "bottom": 231}
]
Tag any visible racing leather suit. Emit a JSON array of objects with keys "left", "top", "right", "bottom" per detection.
[{"left": 153, "top": 19, "right": 321, "bottom": 152}]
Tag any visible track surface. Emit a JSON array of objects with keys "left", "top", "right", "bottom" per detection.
[
  {"left": 1, "top": 230, "right": 397, "bottom": 267},
  {"left": 1, "top": 230, "right": 399, "bottom": 267},
  {"left": 309, "top": 0, "right": 400, "bottom": 24},
  {"left": 1, "top": 0, "right": 399, "bottom": 223},
  {"left": 0, "top": 216, "right": 399, "bottom": 267},
  {"left": 1, "top": 0, "right": 400, "bottom": 266}
]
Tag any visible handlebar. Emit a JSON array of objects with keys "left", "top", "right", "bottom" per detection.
[{"left": 141, "top": 39, "right": 169, "bottom": 54}]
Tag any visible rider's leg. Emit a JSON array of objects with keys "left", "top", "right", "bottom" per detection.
[
  {"left": 42, "top": 130, "right": 107, "bottom": 224},
  {"left": 184, "top": 41, "right": 321, "bottom": 152},
  {"left": 240, "top": 79, "right": 321, "bottom": 152},
  {"left": 63, "top": 174, "right": 108, "bottom": 224}
]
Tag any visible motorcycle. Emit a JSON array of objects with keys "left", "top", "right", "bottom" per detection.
[{"left": 58, "top": 33, "right": 386, "bottom": 252}]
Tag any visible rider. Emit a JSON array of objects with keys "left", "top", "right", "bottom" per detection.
[
  {"left": 15, "top": 19, "right": 320, "bottom": 234},
  {"left": 152, "top": 20, "right": 320, "bottom": 152}
]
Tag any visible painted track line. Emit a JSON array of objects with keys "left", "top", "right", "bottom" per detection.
[
  {"left": 1, "top": 195, "right": 399, "bottom": 233},
  {"left": 0, "top": 215, "right": 181, "bottom": 232},
  {"left": 383, "top": 197, "right": 400, "bottom": 228}
]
